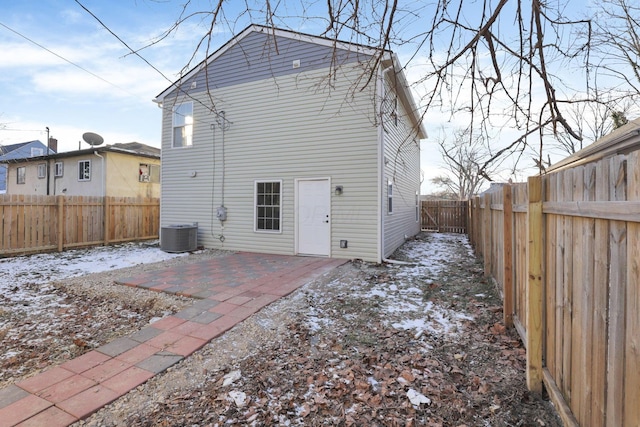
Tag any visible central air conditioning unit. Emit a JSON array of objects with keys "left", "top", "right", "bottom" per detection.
[{"left": 160, "top": 224, "right": 198, "bottom": 253}]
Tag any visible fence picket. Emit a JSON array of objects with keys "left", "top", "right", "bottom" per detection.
[
  {"left": 625, "top": 152, "right": 640, "bottom": 426},
  {"left": 469, "top": 150, "right": 639, "bottom": 425},
  {"left": 0, "top": 195, "right": 160, "bottom": 257}
]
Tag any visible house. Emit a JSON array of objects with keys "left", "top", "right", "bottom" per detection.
[
  {"left": 154, "top": 25, "right": 426, "bottom": 262},
  {"left": 1, "top": 142, "right": 161, "bottom": 198},
  {"left": 0, "top": 139, "right": 55, "bottom": 193}
]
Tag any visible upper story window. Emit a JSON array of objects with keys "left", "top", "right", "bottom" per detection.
[
  {"left": 37, "top": 163, "right": 47, "bottom": 179},
  {"left": 31, "top": 147, "right": 44, "bottom": 157},
  {"left": 54, "top": 162, "right": 64, "bottom": 177},
  {"left": 172, "top": 102, "right": 193, "bottom": 148},
  {"left": 17, "top": 167, "right": 26, "bottom": 184},
  {"left": 78, "top": 160, "right": 91, "bottom": 181}
]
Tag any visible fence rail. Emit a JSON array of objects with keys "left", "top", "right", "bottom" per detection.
[
  {"left": 0, "top": 195, "right": 160, "bottom": 256},
  {"left": 420, "top": 200, "right": 468, "bottom": 233},
  {"left": 469, "top": 153, "right": 640, "bottom": 427}
]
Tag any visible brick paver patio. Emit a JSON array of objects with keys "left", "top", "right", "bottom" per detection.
[{"left": 0, "top": 252, "right": 344, "bottom": 427}]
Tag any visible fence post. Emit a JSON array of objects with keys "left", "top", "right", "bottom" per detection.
[
  {"left": 104, "top": 196, "right": 110, "bottom": 245},
  {"left": 474, "top": 196, "right": 481, "bottom": 249},
  {"left": 503, "top": 184, "right": 514, "bottom": 328},
  {"left": 57, "top": 195, "right": 64, "bottom": 252},
  {"left": 483, "top": 192, "right": 492, "bottom": 276},
  {"left": 467, "top": 199, "right": 473, "bottom": 241},
  {"left": 526, "top": 175, "right": 544, "bottom": 394}
]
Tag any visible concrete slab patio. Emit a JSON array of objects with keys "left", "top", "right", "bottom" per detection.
[{"left": 0, "top": 252, "right": 344, "bottom": 427}]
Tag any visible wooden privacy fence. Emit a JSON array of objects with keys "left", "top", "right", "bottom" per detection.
[
  {"left": 0, "top": 195, "right": 160, "bottom": 256},
  {"left": 469, "top": 154, "right": 640, "bottom": 427},
  {"left": 421, "top": 200, "right": 468, "bottom": 233}
]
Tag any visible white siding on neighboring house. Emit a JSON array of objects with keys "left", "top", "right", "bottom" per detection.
[
  {"left": 381, "top": 74, "right": 422, "bottom": 258},
  {"left": 161, "top": 63, "right": 381, "bottom": 261}
]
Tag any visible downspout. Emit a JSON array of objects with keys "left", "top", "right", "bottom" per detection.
[
  {"left": 378, "top": 63, "right": 395, "bottom": 262},
  {"left": 94, "top": 151, "right": 105, "bottom": 197}
]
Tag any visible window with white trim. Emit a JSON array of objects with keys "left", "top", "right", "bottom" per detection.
[
  {"left": 54, "top": 162, "right": 63, "bottom": 177},
  {"left": 255, "top": 181, "right": 281, "bottom": 232},
  {"left": 78, "top": 160, "right": 91, "bottom": 181},
  {"left": 415, "top": 191, "right": 420, "bottom": 222},
  {"left": 17, "top": 167, "right": 26, "bottom": 184},
  {"left": 172, "top": 102, "right": 193, "bottom": 148},
  {"left": 139, "top": 163, "right": 160, "bottom": 183},
  {"left": 37, "top": 163, "right": 47, "bottom": 179},
  {"left": 387, "top": 179, "right": 393, "bottom": 214},
  {"left": 31, "top": 147, "right": 44, "bottom": 157}
]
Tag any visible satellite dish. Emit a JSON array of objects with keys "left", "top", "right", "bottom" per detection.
[{"left": 82, "top": 132, "right": 104, "bottom": 146}]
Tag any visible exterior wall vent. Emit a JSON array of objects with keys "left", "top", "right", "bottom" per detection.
[{"left": 161, "top": 224, "right": 197, "bottom": 253}]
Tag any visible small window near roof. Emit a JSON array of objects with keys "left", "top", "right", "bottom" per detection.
[
  {"left": 37, "top": 163, "right": 46, "bottom": 179},
  {"left": 78, "top": 160, "right": 91, "bottom": 181},
  {"left": 139, "top": 163, "right": 160, "bottom": 183}
]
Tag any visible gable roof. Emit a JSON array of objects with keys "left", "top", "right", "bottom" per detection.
[
  {"left": 154, "top": 24, "right": 383, "bottom": 102},
  {"left": 154, "top": 24, "right": 426, "bottom": 139},
  {"left": 0, "top": 140, "right": 47, "bottom": 156}
]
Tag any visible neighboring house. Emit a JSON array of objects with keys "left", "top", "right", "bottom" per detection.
[
  {"left": 2, "top": 142, "right": 161, "bottom": 198},
  {"left": 547, "top": 116, "right": 640, "bottom": 173},
  {"left": 154, "top": 25, "right": 426, "bottom": 262},
  {"left": 0, "top": 139, "right": 55, "bottom": 193}
]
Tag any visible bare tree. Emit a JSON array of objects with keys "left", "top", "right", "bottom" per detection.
[
  {"left": 592, "top": 0, "right": 640, "bottom": 96},
  {"left": 78, "top": 0, "right": 640, "bottom": 173},
  {"left": 430, "top": 128, "right": 500, "bottom": 200}
]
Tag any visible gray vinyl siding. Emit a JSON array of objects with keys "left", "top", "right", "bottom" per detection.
[
  {"left": 382, "top": 77, "right": 422, "bottom": 258},
  {"left": 163, "top": 30, "right": 373, "bottom": 105},
  {"left": 160, "top": 64, "right": 381, "bottom": 261}
]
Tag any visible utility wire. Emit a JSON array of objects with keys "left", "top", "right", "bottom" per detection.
[
  {"left": 0, "top": 21, "right": 135, "bottom": 97},
  {"left": 74, "top": 0, "right": 174, "bottom": 87},
  {"left": 74, "top": 0, "right": 231, "bottom": 125}
]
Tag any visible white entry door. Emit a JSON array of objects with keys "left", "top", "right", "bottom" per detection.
[{"left": 297, "top": 179, "right": 331, "bottom": 256}]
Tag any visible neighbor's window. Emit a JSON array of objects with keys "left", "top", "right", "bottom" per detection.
[
  {"left": 54, "top": 162, "right": 63, "bottom": 177},
  {"left": 37, "top": 163, "right": 47, "bottom": 179},
  {"left": 0, "top": 165, "right": 7, "bottom": 193},
  {"left": 172, "top": 102, "right": 193, "bottom": 148},
  {"left": 139, "top": 163, "right": 160, "bottom": 183},
  {"left": 387, "top": 179, "right": 393, "bottom": 214},
  {"left": 78, "top": 160, "right": 91, "bottom": 181},
  {"left": 415, "top": 191, "right": 420, "bottom": 222},
  {"left": 31, "top": 147, "right": 44, "bottom": 157},
  {"left": 255, "top": 180, "right": 282, "bottom": 232},
  {"left": 17, "top": 166, "right": 26, "bottom": 184}
]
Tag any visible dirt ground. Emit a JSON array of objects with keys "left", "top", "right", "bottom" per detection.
[
  {"left": 1, "top": 233, "right": 561, "bottom": 426},
  {"left": 75, "top": 233, "right": 560, "bottom": 426}
]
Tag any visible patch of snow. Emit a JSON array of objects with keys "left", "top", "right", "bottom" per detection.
[{"left": 0, "top": 241, "right": 188, "bottom": 363}]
